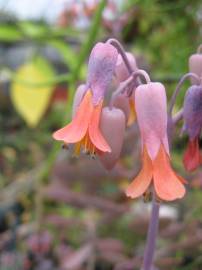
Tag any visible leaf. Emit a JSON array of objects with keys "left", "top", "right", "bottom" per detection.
[
  {"left": 0, "top": 25, "right": 22, "bottom": 41},
  {"left": 17, "top": 21, "right": 48, "bottom": 38},
  {"left": 11, "top": 57, "right": 55, "bottom": 127}
]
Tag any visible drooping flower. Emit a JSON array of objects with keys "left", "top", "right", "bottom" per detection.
[
  {"left": 189, "top": 53, "right": 202, "bottom": 84},
  {"left": 183, "top": 85, "right": 202, "bottom": 171},
  {"left": 115, "top": 52, "right": 137, "bottom": 82},
  {"left": 99, "top": 107, "right": 126, "bottom": 170},
  {"left": 126, "top": 82, "right": 186, "bottom": 201},
  {"left": 53, "top": 42, "right": 118, "bottom": 156},
  {"left": 114, "top": 53, "right": 138, "bottom": 126}
]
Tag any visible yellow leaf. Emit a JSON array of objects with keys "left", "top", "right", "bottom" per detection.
[{"left": 11, "top": 58, "right": 54, "bottom": 127}]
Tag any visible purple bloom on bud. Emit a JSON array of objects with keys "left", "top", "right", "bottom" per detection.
[
  {"left": 183, "top": 85, "right": 202, "bottom": 139},
  {"left": 183, "top": 85, "right": 202, "bottom": 171},
  {"left": 189, "top": 54, "right": 202, "bottom": 84},
  {"left": 87, "top": 42, "right": 118, "bottom": 105},
  {"left": 99, "top": 107, "right": 126, "bottom": 170}
]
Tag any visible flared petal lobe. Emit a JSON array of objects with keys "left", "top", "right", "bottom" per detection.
[
  {"left": 53, "top": 91, "right": 93, "bottom": 143},
  {"left": 87, "top": 42, "right": 118, "bottom": 105},
  {"left": 135, "top": 82, "right": 169, "bottom": 160},
  {"left": 89, "top": 100, "right": 111, "bottom": 153},
  {"left": 153, "top": 145, "right": 186, "bottom": 201},
  {"left": 126, "top": 147, "right": 153, "bottom": 199},
  {"left": 183, "top": 138, "right": 201, "bottom": 171}
]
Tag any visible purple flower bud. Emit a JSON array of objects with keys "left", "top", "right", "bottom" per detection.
[
  {"left": 115, "top": 52, "right": 137, "bottom": 82},
  {"left": 113, "top": 93, "right": 130, "bottom": 122},
  {"left": 189, "top": 54, "right": 202, "bottom": 84},
  {"left": 72, "top": 84, "right": 87, "bottom": 117},
  {"left": 99, "top": 107, "right": 126, "bottom": 170},
  {"left": 183, "top": 85, "right": 202, "bottom": 139},
  {"left": 87, "top": 42, "right": 118, "bottom": 105}
]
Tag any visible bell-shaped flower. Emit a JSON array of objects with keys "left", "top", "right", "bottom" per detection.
[
  {"left": 126, "top": 82, "right": 186, "bottom": 201},
  {"left": 113, "top": 91, "right": 136, "bottom": 126},
  {"left": 114, "top": 53, "right": 137, "bottom": 126},
  {"left": 189, "top": 53, "right": 202, "bottom": 84},
  {"left": 115, "top": 52, "right": 137, "bottom": 82},
  {"left": 53, "top": 42, "right": 118, "bottom": 156},
  {"left": 99, "top": 107, "right": 126, "bottom": 170},
  {"left": 183, "top": 85, "right": 202, "bottom": 171}
]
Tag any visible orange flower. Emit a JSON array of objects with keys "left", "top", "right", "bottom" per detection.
[
  {"left": 126, "top": 82, "right": 186, "bottom": 201},
  {"left": 53, "top": 42, "right": 118, "bottom": 156},
  {"left": 53, "top": 90, "right": 111, "bottom": 155}
]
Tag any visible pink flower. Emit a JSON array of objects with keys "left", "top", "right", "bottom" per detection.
[
  {"left": 182, "top": 85, "right": 202, "bottom": 171},
  {"left": 126, "top": 82, "right": 186, "bottom": 201},
  {"left": 53, "top": 42, "right": 118, "bottom": 156}
]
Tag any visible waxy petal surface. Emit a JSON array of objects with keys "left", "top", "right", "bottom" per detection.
[
  {"left": 89, "top": 100, "right": 111, "bottom": 153},
  {"left": 53, "top": 91, "right": 93, "bottom": 143},
  {"left": 72, "top": 84, "right": 87, "bottom": 117},
  {"left": 126, "top": 147, "right": 152, "bottom": 198},
  {"left": 135, "top": 82, "right": 168, "bottom": 160},
  {"left": 183, "top": 138, "right": 201, "bottom": 171},
  {"left": 183, "top": 85, "right": 202, "bottom": 139},
  {"left": 87, "top": 42, "right": 118, "bottom": 105},
  {"left": 153, "top": 145, "right": 186, "bottom": 201},
  {"left": 99, "top": 107, "right": 126, "bottom": 170}
]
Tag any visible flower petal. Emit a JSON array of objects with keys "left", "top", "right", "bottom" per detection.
[
  {"left": 153, "top": 145, "right": 186, "bottom": 201},
  {"left": 87, "top": 42, "right": 118, "bottom": 105},
  {"left": 183, "top": 138, "right": 201, "bottom": 171},
  {"left": 53, "top": 91, "right": 93, "bottom": 143},
  {"left": 126, "top": 147, "right": 153, "bottom": 199},
  {"left": 89, "top": 100, "right": 111, "bottom": 153},
  {"left": 99, "top": 107, "right": 126, "bottom": 170},
  {"left": 135, "top": 82, "right": 168, "bottom": 160}
]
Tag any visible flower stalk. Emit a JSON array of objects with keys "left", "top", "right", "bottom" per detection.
[{"left": 142, "top": 196, "right": 160, "bottom": 270}]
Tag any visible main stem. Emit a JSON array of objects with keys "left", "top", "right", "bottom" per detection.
[{"left": 142, "top": 198, "right": 160, "bottom": 270}]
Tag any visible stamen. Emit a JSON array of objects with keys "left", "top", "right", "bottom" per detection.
[
  {"left": 74, "top": 141, "right": 82, "bottom": 156},
  {"left": 62, "top": 143, "right": 69, "bottom": 150},
  {"left": 143, "top": 189, "right": 152, "bottom": 202},
  {"left": 128, "top": 98, "right": 136, "bottom": 126}
]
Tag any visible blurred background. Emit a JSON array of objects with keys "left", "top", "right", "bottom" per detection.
[{"left": 0, "top": 0, "right": 202, "bottom": 269}]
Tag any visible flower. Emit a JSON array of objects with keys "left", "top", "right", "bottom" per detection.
[
  {"left": 183, "top": 85, "right": 202, "bottom": 171},
  {"left": 126, "top": 82, "right": 186, "bottom": 201},
  {"left": 189, "top": 53, "right": 202, "bottom": 84},
  {"left": 99, "top": 106, "right": 126, "bottom": 170},
  {"left": 114, "top": 53, "right": 138, "bottom": 126},
  {"left": 53, "top": 42, "right": 118, "bottom": 156}
]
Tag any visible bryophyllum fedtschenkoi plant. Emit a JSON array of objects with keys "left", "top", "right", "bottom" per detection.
[
  {"left": 183, "top": 85, "right": 202, "bottom": 171},
  {"left": 53, "top": 42, "right": 118, "bottom": 156},
  {"left": 126, "top": 82, "right": 186, "bottom": 201},
  {"left": 52, "top": 39, "right": 202, "bottom": 270}
]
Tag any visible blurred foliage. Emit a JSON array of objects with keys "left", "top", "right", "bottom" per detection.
[{"left": 0, "top": 0, "right": 202, "bottom": 270}]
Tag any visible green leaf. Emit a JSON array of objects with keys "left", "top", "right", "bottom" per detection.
[
  {"left": 18, "top": 21, "right": 48, "bottom": 38},
  {"left": 0, "top": 24, "right": 22, "bottom": 41}
]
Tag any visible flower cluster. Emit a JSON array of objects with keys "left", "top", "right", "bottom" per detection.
[{"left": 53, "top": 40, "right": 202, "bottom": 202}]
